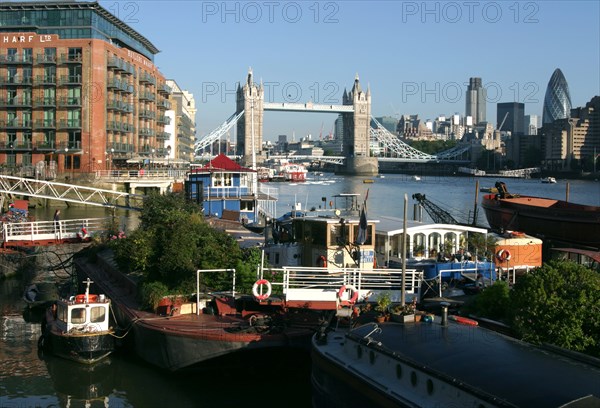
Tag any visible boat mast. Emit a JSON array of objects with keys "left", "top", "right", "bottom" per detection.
[
  {"left": 401, "top": 193, "right": 408, "bottom": 306},
  {"left": 83, "top": 277, "right": 93, "bottom": 303}
]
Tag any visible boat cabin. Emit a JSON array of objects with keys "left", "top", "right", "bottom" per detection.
[
  {"left": 264, "top": 194, "right": 377, "bottom": 270},
  {"left": 185, "top": 154, "right": 262, "bottom": 223},
  {"left": 375, "top": 217, "right": 496, "bottom": 285},
  {"left": 54, "top": 294, "right": 111, "bottom": 333}
]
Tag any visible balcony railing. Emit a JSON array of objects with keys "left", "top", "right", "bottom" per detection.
[
  {"left": 0, "top": 119, "right": 32, "bottom": 129},
  {"left": 139, "top": 128, "right": 155, "bottom": 136},
  {"left": 139, "top": 73, "right": 156, "bottom": 85},
  {"left": 33, "top": 97, "right": 56, "bottom": 107},
  {"left": 157, "top": 99, "right": 172, "bottom": 110},
  {"left": 0, "top": 97, "right": 32, "bottom": 107},
  {"left": 34, "top": 75, "right": 57, "bottom": 85},
  {"left": 157, "top": 131, "right": 171, "bottom": 140},
  {"left": 139, "top": 109, "right": 156, "bottom": 119},
  {"left": 33, "top": 119, "right": 56, "bottom": 128},
  {"left": 0, "top": 54, "right": 33, "bottom": 64},
  {"left": 58, "top": 119, "right": 81, "bottom": 129},
  {"left": 158, "top": 83, "right": 172, "bottom": 95},
  {"left": 58, "top": 75, "right": 82, "bottom": 85},
  {"left": 138, "top": 91, "right": 155, "bottom": 101},
  {"left": 157, "top": 115, "right": 171, "bottom": 125},
  {"left": 59, "top": 54, "right": 83, "bottom": 64},
  {"left": 0, "top": 75, "right": 33, "bottom": 85},
  {"left": 57, "top": 97, "right": 81, "bottom": 107},
  {"left": 36, "top": 54, "right": 57, "bottom": 64}
]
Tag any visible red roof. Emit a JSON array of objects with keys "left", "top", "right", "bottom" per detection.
[{"left": 192, "top": 154, "right": 255, "bottom": 173}]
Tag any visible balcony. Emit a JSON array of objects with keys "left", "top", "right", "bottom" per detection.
[
  {"left": 59, "top": 54, "right": 83, "bottom": 64},
  {"left": 33, "top": 119, "right": 56, "bottom": 129},
  {"left": 138, "top": 91, "right": 155, "bottom": 101},
  {"left": 57, "top": 97, "right": 81, "bottom": 107},
  {"left": 0, "top": 97, "right": 32, "bottom": 107},
  {"left": 0, "top": 54, "right": 33, "bottom": 64},
  {"left": 139, "top": 128, "right": 155, "bottom": 137},
  {"left": 157, "top": 115, "right": 171, "bottom": 125},
  {"left": 158, "top": 83, "right": 172, "bottom": 95},
  {"left": 139, "top": 109, "right": 156, "bottom": 119},
  {"left": 36, "top": 54, "right": 57, "bottom": 64},
  {"left": 0, "top": 119, "right": 32, "bottom": 129},
  {"left": 106, "top": 120, "right": 123, "bottom": 132},
  {"left": 58, "top": 75, "right": 82, "bottom": 85},
  {"left": 157, "top": 99, "right": 171, "bottom": 110},
  {"left": 157, "top": 131, "right": 171, "bottom": 140},
  {"left": 34, "top": 75, "right": 57, "bottom": 86},
  {"left": 33, "top": 97, "right": 56, "bottom": 108},
  {"left": 106, "top": 100, "right": 133, "bottom": 112},
  {"left": 107, "top": 56, "right": 125, "bottom": 71},
  {"left": 139, "top": 73, "right": 156, "bottom": 85},
  {"left": 34, "top": 141, "right": 56, "bottom": 151},
  {"left": 121, "top": 123, "right": 134, "bottom": 133},
  {"left": 58, "top": 119, "right": 81, "bottom": 129},
  {"left": 0, "top": 75, "right": 33, "bottom": 86}
]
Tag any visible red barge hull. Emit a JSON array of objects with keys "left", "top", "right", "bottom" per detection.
[
  {"left": 74, "top": 254, "right": 322, "bottom": 371},
  {"left": 481, "top": 193, "right": 600, "bottom": 249}
]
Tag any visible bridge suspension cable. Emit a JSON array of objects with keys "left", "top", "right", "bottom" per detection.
[
  {"left": 370, "top": 117, "right": 437, "bottom": 161},
  {"left": 370, "top": 116, "right": 471, "bottom": 162},
  {"left": 194, "top": 110, "right": 245, "bottom": 155}
]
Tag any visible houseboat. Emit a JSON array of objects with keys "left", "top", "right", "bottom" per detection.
[
  {"left": 39, "top": 278, "right": 114, "bottom": 364},
  {"left": 186, "top": 154, "right": 276, "bottom": 224},
  {"left": 312, "top": 320, "right": 600, "bottom": 408},
  {"left": 482, "top": 182, "right": 600, "bottom": 248},
  {"left": 374, "top": 217, "right": 497, "bottom": 295}
]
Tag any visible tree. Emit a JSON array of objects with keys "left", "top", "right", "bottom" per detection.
[
  {"left": 509, "top": 260, "right": 600, "bottom": 357},
  {"left": 110, "top": 192, "right": 260, "bottom": 296}
]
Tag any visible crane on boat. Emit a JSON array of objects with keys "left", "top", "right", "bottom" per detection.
[{"left": 412, "top": 193, "right": 459, "bottom": 225}]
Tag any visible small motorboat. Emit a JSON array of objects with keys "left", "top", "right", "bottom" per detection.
[
  {"left": 39, "top": 278, "right": 114, "bottom": 364},
  {"left": 541, "top": 176, "right": 557, "bottom": 183}
]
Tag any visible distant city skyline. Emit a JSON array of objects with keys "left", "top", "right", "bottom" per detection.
[{"left": 98, "top": 1, "right": 600, "bottom": 140}]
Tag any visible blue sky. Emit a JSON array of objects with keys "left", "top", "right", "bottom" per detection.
[{"left": 101, "top": 1, "right": 600, "bottom": 140}]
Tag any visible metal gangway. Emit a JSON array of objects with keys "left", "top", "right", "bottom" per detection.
[
  {"left": 1, "top": 217, "right": 111, "bottom": 248},
  {"left": 0, "top": 175, "right": 145, "bottom": 210}
]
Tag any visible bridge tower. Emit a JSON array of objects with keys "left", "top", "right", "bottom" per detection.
[
  {"left": 236, "top": 68, "right": 264, "bottom": 167},
  {"left": 340, "top": 75, "right": 378, "bottom": 176}
]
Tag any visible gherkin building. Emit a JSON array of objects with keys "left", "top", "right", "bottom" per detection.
[{"left": 542, "top": 68, "right": 572, "bottom": 124}]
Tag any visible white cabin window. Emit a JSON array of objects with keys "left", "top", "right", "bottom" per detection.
[
  {"left": 212, "top": 173, "right": 232, "bottom": 187},
  {"left": 71, "top": 307, "right": 86, "bottom": 324},
  {"left": 90, "top": 306, "right": 106, "bottom": 323}
]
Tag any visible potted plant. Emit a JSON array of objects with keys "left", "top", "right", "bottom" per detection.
[
  {"left": 390, "top": 298, "right": 418, "bottom": 323},
  {"left": 375, "top": 292, "right": 392, "bottom": 322}
]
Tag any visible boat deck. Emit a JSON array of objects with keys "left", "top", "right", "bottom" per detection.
[{"left": 346, "top": 322, "right": 600, "bottom": 407}]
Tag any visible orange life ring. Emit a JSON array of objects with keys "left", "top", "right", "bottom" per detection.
[
  {"left": 338, "top": 285, "right": 359, "bottom": 305},
  {"left": 75, "top": 294, "right": 98, "bottom": 303},
  {"left": 496, "top": 249, "right": 511, "bottom": 262},
  {"left": 316, "top": 255, "right": 327, "bottom": 267},
  {"left": 252, "top": 279, "right": 272, "bottom": 301}
]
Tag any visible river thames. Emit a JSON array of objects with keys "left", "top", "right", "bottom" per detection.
[{"left": 1, "top": 174, "right": 598, "bottom": 408}]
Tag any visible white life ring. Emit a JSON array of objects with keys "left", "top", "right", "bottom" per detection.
[
  {"left": 496, "top": 249, "right": 511, "bottom": 262},
  {"left": 252, "top": 279, "right": 272, "bottom": 301},
  {"left": 77, "top": 227, "right": 89, "bottom": 240},
  {"left": 338, "top": 285, "right": 359, "bottom": 305}
]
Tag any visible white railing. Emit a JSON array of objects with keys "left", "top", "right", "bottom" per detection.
[
  {"left": 2, "top": 217, "right": 111, "bottom": 244},
  {"left": 260, "top": 266, "right": 423, "bottom": 304},
  {"left": 95, "top": 169, "right": 188, "bottom": 180}
]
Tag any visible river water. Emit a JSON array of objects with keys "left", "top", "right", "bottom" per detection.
[{"left": 1, "top": 174, "right": 598, "bottom": 408}]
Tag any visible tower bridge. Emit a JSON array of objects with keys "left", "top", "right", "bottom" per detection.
[{"left": 194, "top": 69, "right": 472, "bottom": 174}]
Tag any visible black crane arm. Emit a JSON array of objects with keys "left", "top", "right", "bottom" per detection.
[{"left": 412, "top": 193, "right": 458, "bottom": 225}]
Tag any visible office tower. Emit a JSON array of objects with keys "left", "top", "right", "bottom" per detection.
[
  {"left": 543, "top": 68, "right": 572, "bottom": 125},
  {"left": 497, "top": 102, "right": 525, "bottom": 135},
  {"left": 465, "top": 77, "right": 486, "bottom": 125}
]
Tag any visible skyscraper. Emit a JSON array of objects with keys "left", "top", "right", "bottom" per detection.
[
  {"left": 465, "top": 77, "right": 486, "bottom": 125},
  {"left": 543, "top": 68, "right": 572, "bottom": 125},
  {"left": 497, "top": 102, "right": 525, "bottom": 135}
]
